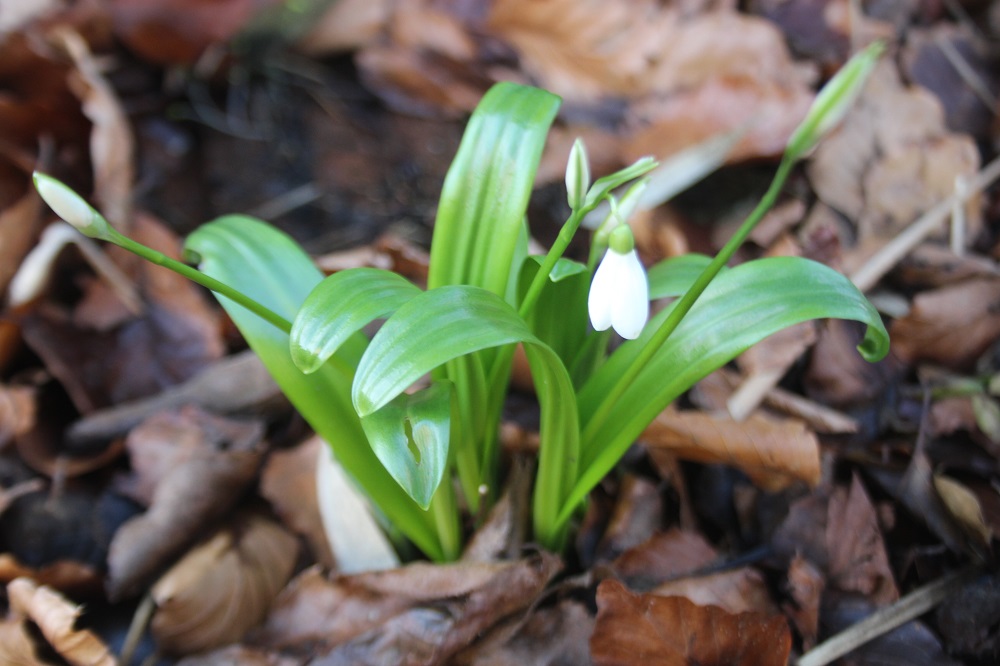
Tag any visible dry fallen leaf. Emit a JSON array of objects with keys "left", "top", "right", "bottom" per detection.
[
  {"left": 933, "top": 474, "right": 993, "bottom": 546},
  {"left": 0, "top": 616, "right": 40, "bottom": 665},
  {"left": 7, "top": 577, "right": 116, "bottom": 666},
  {"left": 644, "top": 408, "right": 821, "bottom": 491},
  {"left": 783, "top": 553, "right": 824, "bottom": 649},
  {"left": 256, "top": 553, "right": 562, "bottom": 663},
  {"left": 890, "top": 277, "right": 1000, "bottom": 370},
  {"left": 176, "top": 645, "right": 299, "bottom": 666},
  {"left": 591, "top": 579, "right": 791, "bottom": 666},
  {"left": 809, "top": 59, "right": 980, "bottom": 253},
  {"left": 150, "top": 513, "right": 299, "bottom": 655},
  {"left": 106, "top": 407, "right": 265, "bottom": 600},
  {"left": 772, "top": 474, "right": 899, "bottom": 605},
  {"left": 259, "top": 436, "right": 335, "bottom": 569}
]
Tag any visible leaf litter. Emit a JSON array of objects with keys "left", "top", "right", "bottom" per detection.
[{"left": 0, "top": 0, "right": 999, "bottom": 664}]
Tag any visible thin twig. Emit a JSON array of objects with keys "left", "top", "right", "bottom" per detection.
[
  {"left": 797, "top": 565, "right": 979, "bottom": 666},
  {"left": 849, "top": 155, "right": 1000, "bottom": 292}
]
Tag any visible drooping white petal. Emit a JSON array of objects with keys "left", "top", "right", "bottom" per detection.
[
  {"left": 609, "top": 249, "right": 648, "bottom": 339},
  {"left": 588, "top": 250, "right": 616, "bottom": 332},
  {"left": 588, "top": 248, "right": 649, "bottom": 339}
]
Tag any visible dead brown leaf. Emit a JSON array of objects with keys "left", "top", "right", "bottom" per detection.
[
  {"left": 933, "top": 474, "right": 993, "bottom": 546},
  {"left": 0, "top": 383, "right": 35, "bottom": 449},
  {"left": 809, "top": 59, "right": 980, "bottom": 252},
  {"left": 151, "top": 513, "right": 299, "bottom": 655},
  {"left": 259, "top": 436, "right": 335, "bottom": 569},
  {"left": 594, "top": 474, "right": 663, "bottom": 562},
  {"left": 591, "top": 579, "right": 791, "bottom": 666},
  {"left": 612, "top": 529, "right": 777, "bottom": 616},
  {"left": 106, "top": 407, "right": 265, "bottom": 600},
  {"left": 257, "top": 553, "right": 562, "bottom": 663},
  {"left": 644, "top": 408, "right": 821, "bottom": 491},
  {"left": 783, "top": 553, "right": 824, "bottom": 648},
  {"left": 890, "top": 277, "right": 1000, "bottom": 370},
  {"left": 21, "top": 214, "right": 224, "bottom": 413},
  {"left": 7, "top": 577, "right": 116, "bottom": 666},
  {"left": 0, "top": 186, "right": 43, "bottom": 299},
  {"left": 108, "top": 0, "right": 282, "bottom": 65},
  {"left": 0, "top": 616, "right": 40, "bottom": 665},
  {"left": 176, "top": 645, "right": 299, "bottom": 666},
  {"left": 805, "top": 319, "right": 895, "bottom": 408},
  {"left": 772, "top": 475, "right": 899, "bottom": 605},
  {"left": 452, "top": 598, "right": 595, "bottom": 666},
  {"left": 54, "top": 28, "right": 133, "bottom": 231}
]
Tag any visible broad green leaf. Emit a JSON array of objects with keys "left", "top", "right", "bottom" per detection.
[
  {"left": 352, "top": 285, "right": 579, "bottom": 548},
  {"left": 184, "top": 215, "right": 451, "bottom": 561},
  {"left": 290, "top": 267, "right": 422, "bottom": 374},
  {"left": 427, "top": 82, "right": 560, "bottom": 298},
  {"left": 561, "top": 256, "right": 889, "bottom": 527},
  {"left": 648, "top": 254, "right": 726, "bottom": 299},
  {"left": 360, "top": 381, "right": 453, "bottom": 509}
]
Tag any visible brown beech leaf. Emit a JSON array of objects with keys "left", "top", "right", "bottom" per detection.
[
  {"left": 612, "top": 529, "right": 777, "bottom": 616},
  {"left": 257, "top": 553, "right": 562, "bottom": 663},
  {"left": 106, "top": 407, "right": 264, "bottom": 601},
  {"left": 54, "top": 28, "right": 133, "bottom": 231},
  {"left": 890, "top": 277, "right": 1000, "bottom": 370},
  {"left": 595, "top": 474, "right": 663, "bottom": 562},
  {"left": 150, "top": 513, "right": 299, "bottom": 656},
  {"left": 259, "top": 436, "right": 335, "bottom": 569},
  {"left": 109, "top": 0, "right": 283, "bottom": 65},
  {"left": 805, "top": 319, "right": 895, "bottom": 408},
  {"left": 21, "top": 214, "right": 224, "bottom": 413},
  {"left": 0, "top": 616, "right": 40, "bottom": 665},
  {"left": 591, "top": 579, "right": 791, "bottom": 666},
  {"left": 452, "top": 598, "right": 594, "bottom": 666},
  {"left": 0, "top": 185, "right": 43, "bottom": 299},
  {"left": 7, "top": 577, "right": 116, "bottom": 666},
  {"left": 176, "top": 645, "right": 299, "bottom": 666},
  {"left": 772, "top": 475, "right": 898, "bottom": 605},
  {"left": 783, "top": 553, "right": 824, "bottom": 649},
  {"left": 0, "top": 384, "right": 35, "bottom": 448},
  {"left": 808, "top": 60, "right": 980, "bottom": 252},
  {"left": 644, "top": 408, "right": 821, "bottom": 491}
]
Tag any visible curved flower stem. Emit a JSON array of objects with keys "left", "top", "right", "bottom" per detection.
[
  {"left": 517, "top": 207, "right": 587, "bottom": 319},
  {"left": 579, "top": 154, "right": 797, "bottom": 448}
]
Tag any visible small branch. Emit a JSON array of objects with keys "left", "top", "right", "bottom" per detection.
[{"left": 797, "top": 565, "right": 979, "bottom": 666}]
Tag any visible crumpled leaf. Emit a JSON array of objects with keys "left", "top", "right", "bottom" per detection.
[
  {"left": 808, "top": 59, "right": 980, "bottom": 252},
  {"left": 772, "top": 475, "right": 899, "bottom": 605},
  {"left": 890, "top": 277, "right": 1000, "bottom": 370},
  {"left": 612, "top": 529, "right": 778, "bottom": 616},
  {"left": 644, "top": 408, "right": 821, "bottom": 491},
  {"left": 106, "top": 407, "right": 265, "bottom": 600},
  {"left": 591, "top": 579, "right": 791, "bottom": 666},
  {"left": 259, "top": 436, "right": 335, "bottom": 569},
  {"left": 151, "top": 513, "right": 299, "bottom": 655},
  {"left": 176, "top": 645, "right": 298, "bottom": 666},
  {"left": 256, "top": 553, "right": 562, "bottom": 663},
  {"left": 7, "top": 577, "right": 116, "bottom": 666}
]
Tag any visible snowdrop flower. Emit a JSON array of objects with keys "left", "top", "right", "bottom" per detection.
[
  {"left": 33, "top": 172, "right": 111, "bottom": 240},
  {"left": 588, "top": 225, "right": 648, "bottom": 339}
]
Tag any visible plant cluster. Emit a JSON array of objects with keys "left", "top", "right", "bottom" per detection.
[{"left": 34, "top": 43, "right": 888, "bottom": 562}]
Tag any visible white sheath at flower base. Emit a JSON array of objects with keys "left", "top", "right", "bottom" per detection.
[{"left": 588, "top": 225, "right": 649, "bottom": 340}]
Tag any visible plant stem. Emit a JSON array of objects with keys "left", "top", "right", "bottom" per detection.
[
  {"left": 580, "top": 154, "right": 797, "bottom": 446},
  {"left": 108, "top": 229, "right": 294, "bottom": 334},
  {"left": 518, "top": 208, "right": 586, "bottom": 319}
]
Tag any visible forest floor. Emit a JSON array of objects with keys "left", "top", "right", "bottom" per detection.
[{"left": 1, "top": 1, "right": 1000, "bottom": 665}]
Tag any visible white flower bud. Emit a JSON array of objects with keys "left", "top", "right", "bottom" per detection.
[
  {"left": 565, "top": 138, "right": 591, "bottom": 211},
  {"left": 33, "top": 172, "right": 111, "bottom": 240}
]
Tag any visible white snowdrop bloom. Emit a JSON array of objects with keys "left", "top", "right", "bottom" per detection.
[{"left": 588, "top": 226, "right": 648, "bottom": 340}]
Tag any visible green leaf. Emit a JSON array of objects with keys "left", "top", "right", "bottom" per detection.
[
  {"left": 352, "top": 285, "right": 579, "bottom": 547},
  {"left": 563, "top": 256, "right": 889, "bottom": 526},
  {"left": 427, "top": 82, "right": 560, "bottom": 298},
  {"left": 290, "top": 267, "right": 422, "bottom": 374},
  {"left": 648, "top": 254, "right": 726, "bottom": 299},
  {"left": 184, "top": 215, "right": 451, "bottom": 561},
  {"left": 360, "top": 381, "right": 454, "bottom": 510}
]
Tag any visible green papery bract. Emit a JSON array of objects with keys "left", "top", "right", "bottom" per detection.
[
  {"left": 562, "top": 256, "right": 889, "bottom": 527},
  {"left": 350, "top": 285, "right": 580, "bottom": 548},
  {"left": 290, "top": 267, "right": 422, "bottom": 374},
  {"left": 184, "top": 215, "right": 449, "bottom": 561}
]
